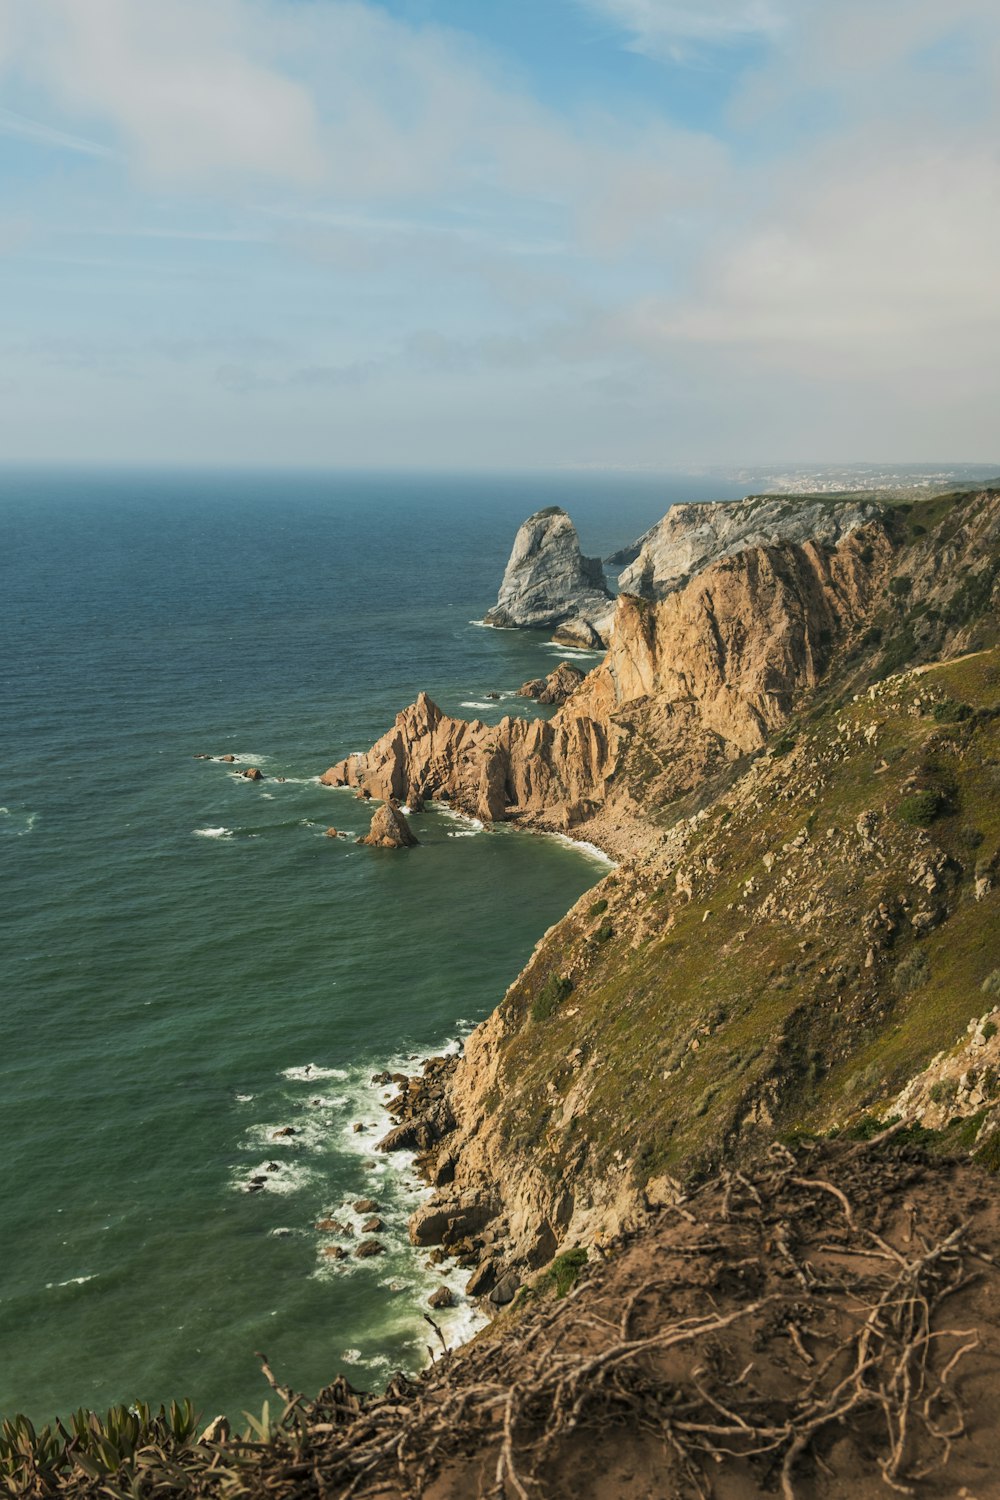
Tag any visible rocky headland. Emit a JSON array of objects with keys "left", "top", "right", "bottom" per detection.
[{"left": 331, "top": 483, "right": 1000, "bottom": 1356}]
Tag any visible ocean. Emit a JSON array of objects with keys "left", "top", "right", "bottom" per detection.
[{"left": 0, "top": 467, "right": 749, "bottom": 1424}]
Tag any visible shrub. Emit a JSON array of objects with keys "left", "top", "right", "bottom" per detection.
[
  {"left": 531, "top": 974, "right": 573, "bottom": 1023},
  {"left": 929, "top": 1078, "right": 957, "bottom": 1106},
  {"left": 771, "top": 732, "right": 798, "bottom": 757},
  {"left": 974, "top": 1129, "right": 1000, "bottom": 1174},
  {"left": 588, "top": 898, "right": 608, "bottom": 918},
  {"left": 898, "top": 789, "right": 944, "bottom": 827},
  {"left": 540, "top": 1247, "right": 588, "bottom": 1298},
  {"left": 981, "top": 970, "right": 1000, "bottom": 998},
  {"left": 982, "top": 1020, "right": 998, "bottom": 1043},
  {"left": 594, "top": 920, "right": 614, "bottom": 943},
  {"left": 932, "top": 698, "right": 972, "bottom": 724},
  {"left": 888, "top": 575, "right": 913, "bottom": 599},
  {"left": 892, "top": 949, "right": 929, "bottom": 994}
]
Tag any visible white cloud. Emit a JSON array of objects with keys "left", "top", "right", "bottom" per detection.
[{"left": 579, "top": 0, "right": 784, "bottom": 56}]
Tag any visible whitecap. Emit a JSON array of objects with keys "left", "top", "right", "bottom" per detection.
[
  {"left": 194, "top": 826, "right": 233, "bottom": 839},
  {"left": 545, "top": 831, "right": 617, "bottom": 866},
  {"left": 235, "top": 1093, "right": 254, "bottom": 1103},
  {"left": 281, "top": 1063, "right": 349, "bottom": 1082},
  {"left": 235, "top": 1160, "right": 315, "bottom": 1195},
  {"left": 46, "top": 1274, "right": 97, "bottom": 1289},
  {"left": 460, "top": 700, "right": 497, "bottom": 711},
  {"left": 341, "top": 1348, "right": 364, "bottom": 1364}
]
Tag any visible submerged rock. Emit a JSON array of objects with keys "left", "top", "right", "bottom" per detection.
[
  {"left": 484, "top": 507, "right": 614, "bottom": 645},
  {"left": 360, "top": 802, "right": 419, "bottom": 849}
]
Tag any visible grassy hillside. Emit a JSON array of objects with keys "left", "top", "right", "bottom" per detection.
[{"left": 489, "top": 648, "right": 1000, "bottom": 1192}]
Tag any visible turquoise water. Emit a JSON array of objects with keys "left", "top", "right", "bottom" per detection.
[{"left": 0, "top": 469, "right": 746, "bottom": 1424}]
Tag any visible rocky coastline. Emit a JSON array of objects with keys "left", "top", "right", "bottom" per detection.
[{"left": 331, "top": 483, "right": 1000, "bottom": 1335}]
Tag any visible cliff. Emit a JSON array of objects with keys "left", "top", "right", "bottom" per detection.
[
  {"left": 323, "top": 520, "right": 894, "bottom": 856},
  {"left": 345, "top": 486, "right": 999, "bottom": 1298},
  {"left": 611, "top": 493, "right": 880, "bottom": 599},
  {"left": 482, "top": 506, "right": 614, "bottom": 647}
]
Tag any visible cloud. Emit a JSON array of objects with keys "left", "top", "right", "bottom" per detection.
[
  {"left": 0, "top": 0, "right": 325, "bottom": 185},
  {"left": 578, "top": 0, "right": 784, "bottom": 57},
  {"left": 0, "top": 104, "right": 116, "bottom": 158}
]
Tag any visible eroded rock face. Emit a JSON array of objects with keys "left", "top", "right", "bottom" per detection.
[
  {"left": 322, "top": 525, "right": 892, "bottom": 846},
  {"left": 360, "top": 802, "right": 418, "bottom": 848},
  {"left": 613, "top": 495, "right": 880, "bottom": 600},
  {"left": 484, "top": 507, "right": 614, "bottom": 645}
]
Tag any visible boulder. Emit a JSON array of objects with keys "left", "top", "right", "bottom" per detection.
[
  {"left": 355, "top": 1238, "right": 386, "bottom": 1258},
  {"left": 322, "top": 1245, "right": 348, "bottom": 1260},
  {"left": 483, "top": 507, "right": 614, "bottom": 645},
  {"left": 488, "top": 1271, "right": 522, "bottom": 1307},
  {"left": 360, "top": 802, "right": 419, "bottom": 849},
  {"left": 409, "top": 1199, "right": 496, "bottom": 1248},
  {"left": 464, "top": 1261, "right": 497, "bottom": 1297},
  {"left": 242, "top": 767, "right": 263, "bottom": 781},
  {"left": 377, "top": 1118, "right": 437, "bottom": 1153},
  {"left": 353, "top": 1198, "right": 379, "bottom": 1213},
  {"left": 428, "top": 1286, "right": 455, "bottom": 1310},
  {"left": 219, "top": 754, "right": 236, "bottom": 763},
  {"left": 362, "top": 1216, "right": 385, "bottom": 1233},
  {"left": 316, "top": 1218, "right": 352, "bottom": 1236},
  {"left": 271, "top": 1126, "right": 297, "bottom": 1138},
  {"left": 325, "top": 827, "right": 339, "bottom": 838}
]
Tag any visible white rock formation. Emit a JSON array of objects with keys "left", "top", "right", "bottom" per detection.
[
  {"left": 484, "top": 507, "right": 614, "bottom": 646},
  {"left": 612, "top": 495, "right": 880, "bottom": 600}
]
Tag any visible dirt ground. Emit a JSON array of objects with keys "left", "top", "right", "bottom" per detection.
[{"left": 244, "top": 1133, "right": 999, "bottom": 1500}]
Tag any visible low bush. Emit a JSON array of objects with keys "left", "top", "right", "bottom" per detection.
[
  {"left": 531, "top": 974, "right": 573, "bottom": 1023},
  {"left": 898, "top": 789, "right": 944, "bottom": 827}
]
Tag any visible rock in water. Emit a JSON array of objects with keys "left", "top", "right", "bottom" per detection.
[
  {"left": 484, "top": 507, "right": 614, "bottom": 646},
  {"left": 517, "top": 661, "right": 586, "bottom": 706},
  {"left": 360, "top": 802, "right": 419, "bottom": 848}
]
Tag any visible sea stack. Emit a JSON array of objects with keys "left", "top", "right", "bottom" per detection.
[
  {"left": 484, "top": 507, "right": 614, "bottom": 647},
  {"left": 360, "top": 802, "right": 419, "bottom": 848}
]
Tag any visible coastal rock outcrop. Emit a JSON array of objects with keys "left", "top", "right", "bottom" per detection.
[
  {"left": 359, "top": 802, "right": 418, "bottom": 848},
  {"left": 517, "top": 661, "right": 585, "bottom": 706},
  {"left": 323, "top": 524, "right": 893, "bottom": 853},
  {"left": 611, "top": 494, "right": 880, "bottom": 600},
  {"left": 484, "top": 507, "right": 614, "bottom": 647}
]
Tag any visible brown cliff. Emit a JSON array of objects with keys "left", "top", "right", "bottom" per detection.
[{"left": 322, "top": 522, "right": 894, "bottom": 854}]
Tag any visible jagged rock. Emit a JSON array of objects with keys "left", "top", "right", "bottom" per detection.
[
  {"left": 353, "top": 1198, "right": 379, "bottom": 1213},
  {"left": 316, "top": 1218, "right": 352, "bottom": 1236},
  {"left": 465, "top": 1261, "right": 497, "bottom": 1297},
  {"left": 362, "top": 1216, "right": 385, "bottom": 1233},
  {"left": 613, "top": 495, "right": 881, "bottom": 599},
  {"left": 355, "top": 1239, "right": 385, "bottom": 1258},
  {"left": 242, "top": 767, "right": 263, "bottom": 781},
  {"left": 484, "top": 507, "right": 614, "bottom": 645},
  {"left": 377, "top": 1118, "right": 438, "bottom": 1153},
  {"left": 272, "top": 1126, "right": 296, "bottom": 1138},
  {"left": 322, "top": 525, "right": 892, "bottom": 840},
  {"left": 517, "top": 662, "right": 586, "bottom": 706},
  {"left": 322, "top": 1245, "right": 348, "bottom": 1260},
  {"left": 428, "top": 1286, "right": 456, "bottom": 1309},
  {"left": 360, "top": 802, "right": 418, "bottom": 848},
  {"left": 409, "top": 1200, "right": 496, "bottom": 1248}
]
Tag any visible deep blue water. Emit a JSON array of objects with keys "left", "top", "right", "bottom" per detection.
[{"left": 0, "top": 468, "right": 748, "bottom": 1424}]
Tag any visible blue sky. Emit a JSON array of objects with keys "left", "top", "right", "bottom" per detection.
[{"left": 0, "top": 0, "right": 997, "bottom": 469}]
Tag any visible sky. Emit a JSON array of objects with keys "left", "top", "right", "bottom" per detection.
[{"left": 0, "top": 0, "right": 998, "bottom": 470}]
